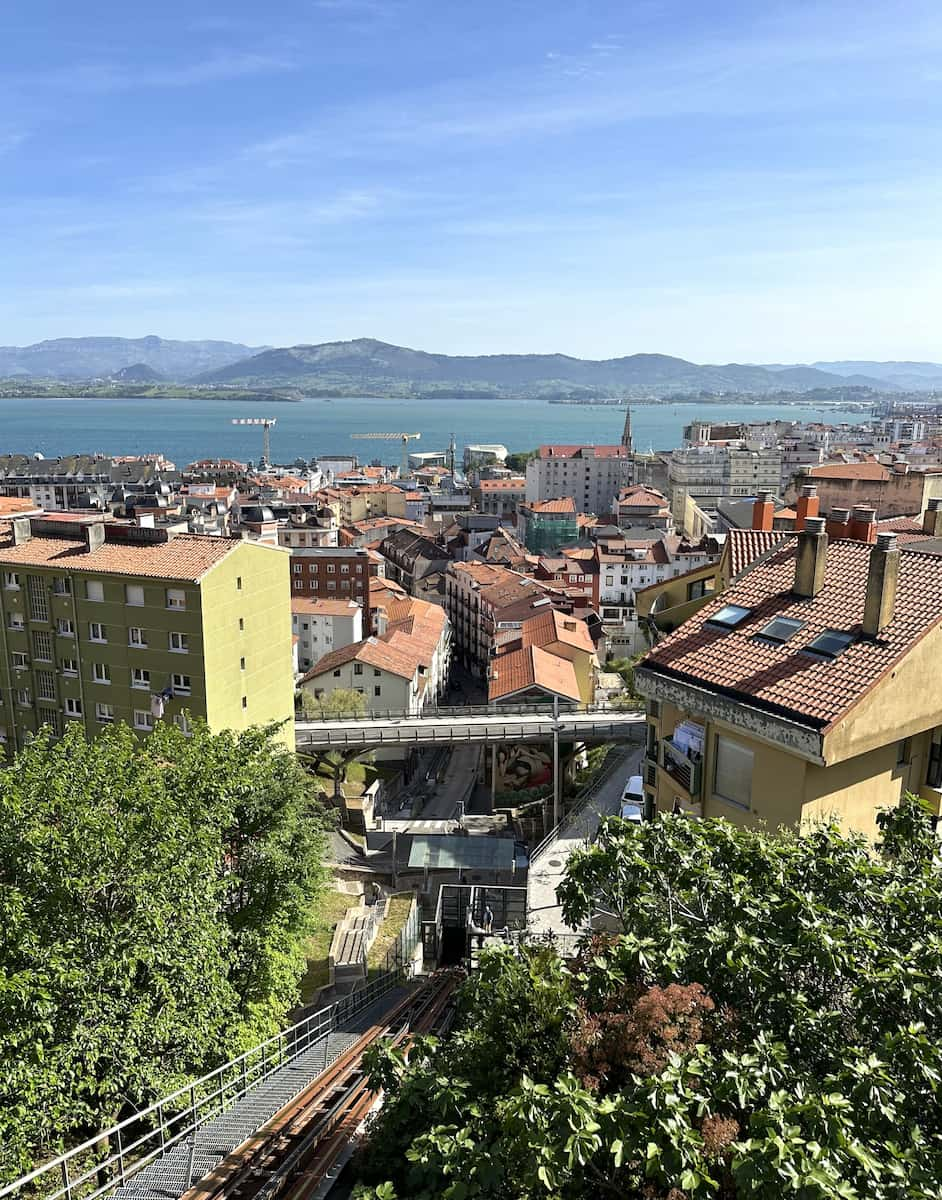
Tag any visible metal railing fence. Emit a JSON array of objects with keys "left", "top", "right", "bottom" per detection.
[
  {"left": 0, "top": 969, "right": 403, "bottom": 1200},
  {"left": 529, "top": 743, "right": 635, "bottom": 864},
  {"left": 295, "top": 698, "right": 644, "bottom": 724}
]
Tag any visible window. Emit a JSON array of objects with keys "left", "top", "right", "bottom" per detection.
[
  {"left": 60, "top": 658, "right": 78, "bottom": 676},
  {"left": 755, "top": 616, "right": 805, "bottom": 645},
  {"left": 125, "top": 584, "right": 144, "bottom": 606},
  {"left": 27, "top": 576, "right": 48, "bottom": 622},
  {"left": 713, "top": 736, "right": 753, "bottom": 809},
  {"left": 897, "top": 737, "right": 912, "bottom": 766},
  {"left": 356, "top": 564, "right": 363, "bottom": 575},
  {"left": 65, "top": 697, "right": 82, "bottom": 717},
  {"left": 241, "top": 696, "right": 247, "bottom": 710},
  {"left": 354, "top": 662, "right": 363, "bottom": 675},
  {"left": 326, "top": 564, "right": 335, "bottom": 573},
  {"left": 341, "top": 564, "right": 350, "bottom": 574},
  {"left": 169, "top": 632, "right": 189, "bottom": 653},
  {"left": 56, "top": 618, "right": 74, "bottom": 637},
  {"left": 96, "top": 702, "right": 115, "bottom": 724},
  {"left": 333, "top": 668, "right": 341, "bottom": 678},
  {"left": 172, "top": 673, "right": 191, "bottom": 695},
  {"left": 238, "top": 617, "right": 244, "bottom": 631},
  {"left": 374, "top": 668, "right": 381, "bottom": 677},
  {"left": 8, "top": 614, "right": 24, "bottom": 631},
  {"left": 686, "top": 578, "right": 713, "bottom": 602},
  {"left": 927, "top": 732, "right": 942, "bottom": 789},
  {"left": 89, "top": 622, "right": 106, "bottom": 643},
  {"left": 240, "top": 656, "right": 246, "bottom": 671},
  {"left": 293, "top": 564, "right": 302, "bottom": 574},
  {"left": 166, "top": 589, "right": 186, "bottom": 610},
  {"left": 11, "top": 652, "right": 28, "bottom": 669},
  {"left": 804, "top": 629, "right": 854, "bottom": 660},
  {"left": 3, "top": 572, "right": 20, "bottom": 590},
  {"left": 374, "top": 685, "right": 381, "bottom": 697},
  {"left": 236, "top": 576, "right": 243, "bottom": 590},
  {"left": 131, "top": 667, "right": 150, "bottom": 689},
  {"left": 134, "top": 710, "right": 154, "bottom": 731},
  {"left": 86, "top": 580, "right": 104, "bottom": 602},
  {"left": 16, "top": 688, "right": 31, "bottom": 707},
  {"left": 706, "top": 604, "right": 751, "bottom": 630},
  {"left": 294, "top": 581, "right": 303, "bottom": 591},
  {"left": 174, "top": 713, "right": 192, "bottom": 735},
  {"left": 92, "top": 663, "right": 110, "bottom": 684},
  {"left": 52, "top": 577, "right": 71, "bottom": 596},
  {"left": 327, "top": 581, "right": 336, "bottom": 590},
  {"left": 129, "top": 626, "right": 147, "bottom": 647},
  {"left": 32, "top": 630, "right": 52, "bottom": 661}
]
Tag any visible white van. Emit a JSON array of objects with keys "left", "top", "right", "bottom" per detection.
[{"left": 620, "top": 774, "right": 645, "bottom": 822}]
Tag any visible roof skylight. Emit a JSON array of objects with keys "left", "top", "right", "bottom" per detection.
[
  {"left": 804, "top": 629, "right": 855, "bottom": 659},
  {"left": 706, "top": 603, "right": 752, "bottom": 630},
  {"left": 755, "top": 616, "right": 805, "bottom": 645}
]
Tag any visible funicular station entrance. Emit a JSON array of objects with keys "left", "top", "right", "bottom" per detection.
[{"left": 424, "top": 883, "right": 529, "bottom": 968}]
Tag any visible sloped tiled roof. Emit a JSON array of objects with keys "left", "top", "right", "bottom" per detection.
[
  {"left": 527, "top": 497, "right": 577, "bottom": 514},
  {"left": 521, "top": 607, "right": 595, "bottom": 654},
  {"left": 302, "top": 637, "right": 419, "bottom": 682},
  {"left": 0, "top": 531, "right": 242, "bottom": 581},
  {"left": 489, "top": 645, "right": 581, "bottom": 702},
  {"left": 726, "top": 528, "right": 790, "bottom": 578},
  {"left": 807, "top": 462, "right": 890, "bottom": 480},
  {"left": 641, "top": 539, "right": 942, "bottom": 730}
]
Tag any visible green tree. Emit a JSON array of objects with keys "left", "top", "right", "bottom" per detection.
[
  {"left": 298, "top": 687, "right": 370, "bottom": 799},
  {"left": 504, "top": 448, "right": 539, "bottom": 474},
  {"left": 0, "top": 720, "right": 328, "bottom": 1182},
  {"left": 355, "top": 798, "right": 942, "bottom": 1198}
]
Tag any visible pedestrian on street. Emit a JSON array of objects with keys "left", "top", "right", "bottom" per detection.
[{"left": 483, "top": 904, "right": 494, "bottom": 934}]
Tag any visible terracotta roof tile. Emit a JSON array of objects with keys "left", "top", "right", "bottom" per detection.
[
  {"left": 808, "top": 462, "right": 890, "bottom": 480},
  {"left": 488, "top": 645, "right": 581, "bottom": 702},
  {"left": 302, "top": 637, "right": 419, "bottom": 682},
  {"left": 521, "top": 607, "right": 595, "bottom": 654},
  {"left": 0, "top": 531, "right": 244, "bottom": 581},
  {"left": 527, "top": 497, "right": 577, "bottom": 514},
  {"left": 726, "top": 529, "right": 790, "bottom": 578},
  {"left": 642, "top": 539, "right": 942, "bottom": 729}
]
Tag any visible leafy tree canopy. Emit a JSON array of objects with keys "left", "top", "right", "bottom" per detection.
[
  {"left": 0, "top": 720, "right": 328, "bottom": 1183},
  {"left": 355, "top": 798, "right": 942, "bottom": 1199}
]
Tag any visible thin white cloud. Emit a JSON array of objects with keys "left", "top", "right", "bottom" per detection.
[{"left": 38, "top": 49, "right": 298, "bottom": 93}]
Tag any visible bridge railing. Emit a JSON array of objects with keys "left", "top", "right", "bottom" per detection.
[
  {"left": 0, "top": 970, "right": 403, "bottom": 1200},
  {"left": 296, "top": 698, "right": 644, "bottom": 724}
]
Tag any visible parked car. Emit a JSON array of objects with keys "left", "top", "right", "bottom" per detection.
[{"left": 620, "top": 774, "right": 645, "bottom": 823}]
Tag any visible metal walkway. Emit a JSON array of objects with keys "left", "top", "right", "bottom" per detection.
[{"left": 110, "top": 987, "right": 408, "bottom": 1200}]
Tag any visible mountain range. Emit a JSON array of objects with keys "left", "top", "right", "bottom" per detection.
[{"left": 3, "top": 335, "right": 942, "bottom": 396}]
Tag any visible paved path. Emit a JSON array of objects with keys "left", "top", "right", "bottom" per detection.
[{"left": 526, "top": 745, "right": 642, "bottom": 940}]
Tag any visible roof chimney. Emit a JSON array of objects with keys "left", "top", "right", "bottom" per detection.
[
  {"left": 922, "top": 497, "right": 942, "bottom": 538},
  {"left": 826, "top": 507, "right": 851, "bottom": 539},
  {"left": 11, "top": 518, "right": 32, "bottom": 546},
  {"left": 862, "top": 532, "right": 899, "bottom": 637},
  {"left": 848, "top": 505, "right": 877, "bottom": 544},
  {"left": 793, "top": 516, "right": 828, "bottom": 599},
  {"left": 752, "top": 490, "right": 774, "bottom": 532},
  {"left": 84, "top": 522, "right": 106, "bottom": 553},
  {"left": 794, "top": 484, "right": 819, "bottom": 532}
]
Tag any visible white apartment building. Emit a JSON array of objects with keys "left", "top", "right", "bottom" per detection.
[
  {"left": 525, "top": 445, "right": 632, "bottom": 517},
  {"left": 291, "top": 598, "right": 363, "bottom": 673},
  {"left": 668, "top": 443, "right": 782, "bottom": 521}
]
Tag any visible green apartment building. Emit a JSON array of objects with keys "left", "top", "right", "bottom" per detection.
[{"left": 0, "top": 516, "right": 295, "bottom": 756}]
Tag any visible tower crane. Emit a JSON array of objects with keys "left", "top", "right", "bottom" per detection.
[
  {"left": 231, "top": 417, "right": 277, "bottom": 467},
  {"left": 350, "top": 431, "right": 421, "bottom": 479}
]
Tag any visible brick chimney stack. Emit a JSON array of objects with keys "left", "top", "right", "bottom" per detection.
[
  {"left": 847, "top": 505, "right": 877, "bottom": 544},
  {"left": 752, "top": 489, "right": 775, "bottom": 532},
  {"left": 794, "top": 484, "right": 820, "bottom": 532},
  {"left": 793, "top": 516, "right": 828, "bottom": 599},
  {"left": 826, "top": 507, "right": 851, "bottom": 539},
  {"left": 862, "top": 532, "right": 899, "bottom": 637},
  {"left": 922, "top": 497, "right": 942, "bottom": 538}
]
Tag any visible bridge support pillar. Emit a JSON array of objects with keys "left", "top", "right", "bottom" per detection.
[
  {"left": 552, "top": 696, "right": 561, "bottom": 829},
  {"left": 490, "top": 745, "right": 497, "bottom": 806}
]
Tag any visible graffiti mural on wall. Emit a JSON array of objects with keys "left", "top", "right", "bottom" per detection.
[{"left": 495, "top": 744, "right": 552, "bottom": 790}]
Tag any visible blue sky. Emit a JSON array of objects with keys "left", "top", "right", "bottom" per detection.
[{"left": 2, "top": 0, "right": 942, "bottom": 361}]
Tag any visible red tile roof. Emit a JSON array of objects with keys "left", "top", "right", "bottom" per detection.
[
  {"left": 641, "top": 539, "right": 942, "bottom": 730},
  {"left": 617, "top": 485, "right": 669, "bottom": 507},
  {"left": 527, "top": 497, "right": 577, "bottom": 514},
  {"left": 291, "top": 598, "right": 361, "bottom": 616},
  {"left": 0, "top": 531, "right": 244, "bottom": 581},
  {"left": 807, "top": 463, "right": 890, "bottom": 481},
  {"left": 488, "top": 645, "right": 581, "bottom": 702},
  {"left": 302, "top": 637, "right": 419, "bottom": 682},
  {"left": 726, "top": 529, "right": 790, "bottom": 578},
  {"left": 521, "top": 607, "right": 595, "bottom": 654}
]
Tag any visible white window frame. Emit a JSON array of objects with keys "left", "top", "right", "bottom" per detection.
[
  {"left": 89, "top": 622, "right": 107, "bottom": 643},
  {"left": 129, "top": 627, "right": 147, "bottom": 647},
  {"left": 86, "top": 580, "right": 104, "bottom": 602},
  {"left": 92, "top": 663, "right": 110, "bottom": 685},
  {"left": 134, "top": 709, "right": 154, "bottom": 731},
  {"left": 166, "top": 588, "right": 186, "bottom": 610},
  {"left": 11, "top": 651, "right": 28, "bottom": 669},
  {"left": 131, "top": 667, "right": 150, "bottom": 690},
  {"left": 96, "top": 702, "right": 115, "bottom": 724},
  {"left": 125, "top": 584, "right": 145, "bottom": 606},
  {"left": 57, "top": 618, "right": 75, "bottom": 637},
  {"left": 713, "top": 735, "right": 754, "bottom": 810},
  {"left": 172, "top": 673, "right": 191, "bottom": 696},
  {"left": 169, "top": 632, "right": 189, "bottom": 653},
  {"left": 3, "top": 572, "right": 20, "bottom": 590},
  {"left": 60, "top": 658, "right": 78, "bottom": 676},
  {"left": 65, "top": 697, "right": 82, "bottom": 717}
]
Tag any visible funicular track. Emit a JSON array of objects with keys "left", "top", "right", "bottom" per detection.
[{"left": 182, "top": 972, "right": 458, "bottom": 1200}]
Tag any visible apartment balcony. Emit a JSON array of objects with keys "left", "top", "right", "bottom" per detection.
[{"left": 661, "top": 737, "right": 702, "bottom": 798}]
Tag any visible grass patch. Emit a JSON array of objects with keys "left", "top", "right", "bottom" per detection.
[
  {"left": 366, "top": 893, "right": 415, "bottom": 972},
  {"left": 297, "top": 890, "right": 360, "bottom": 1004}
]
